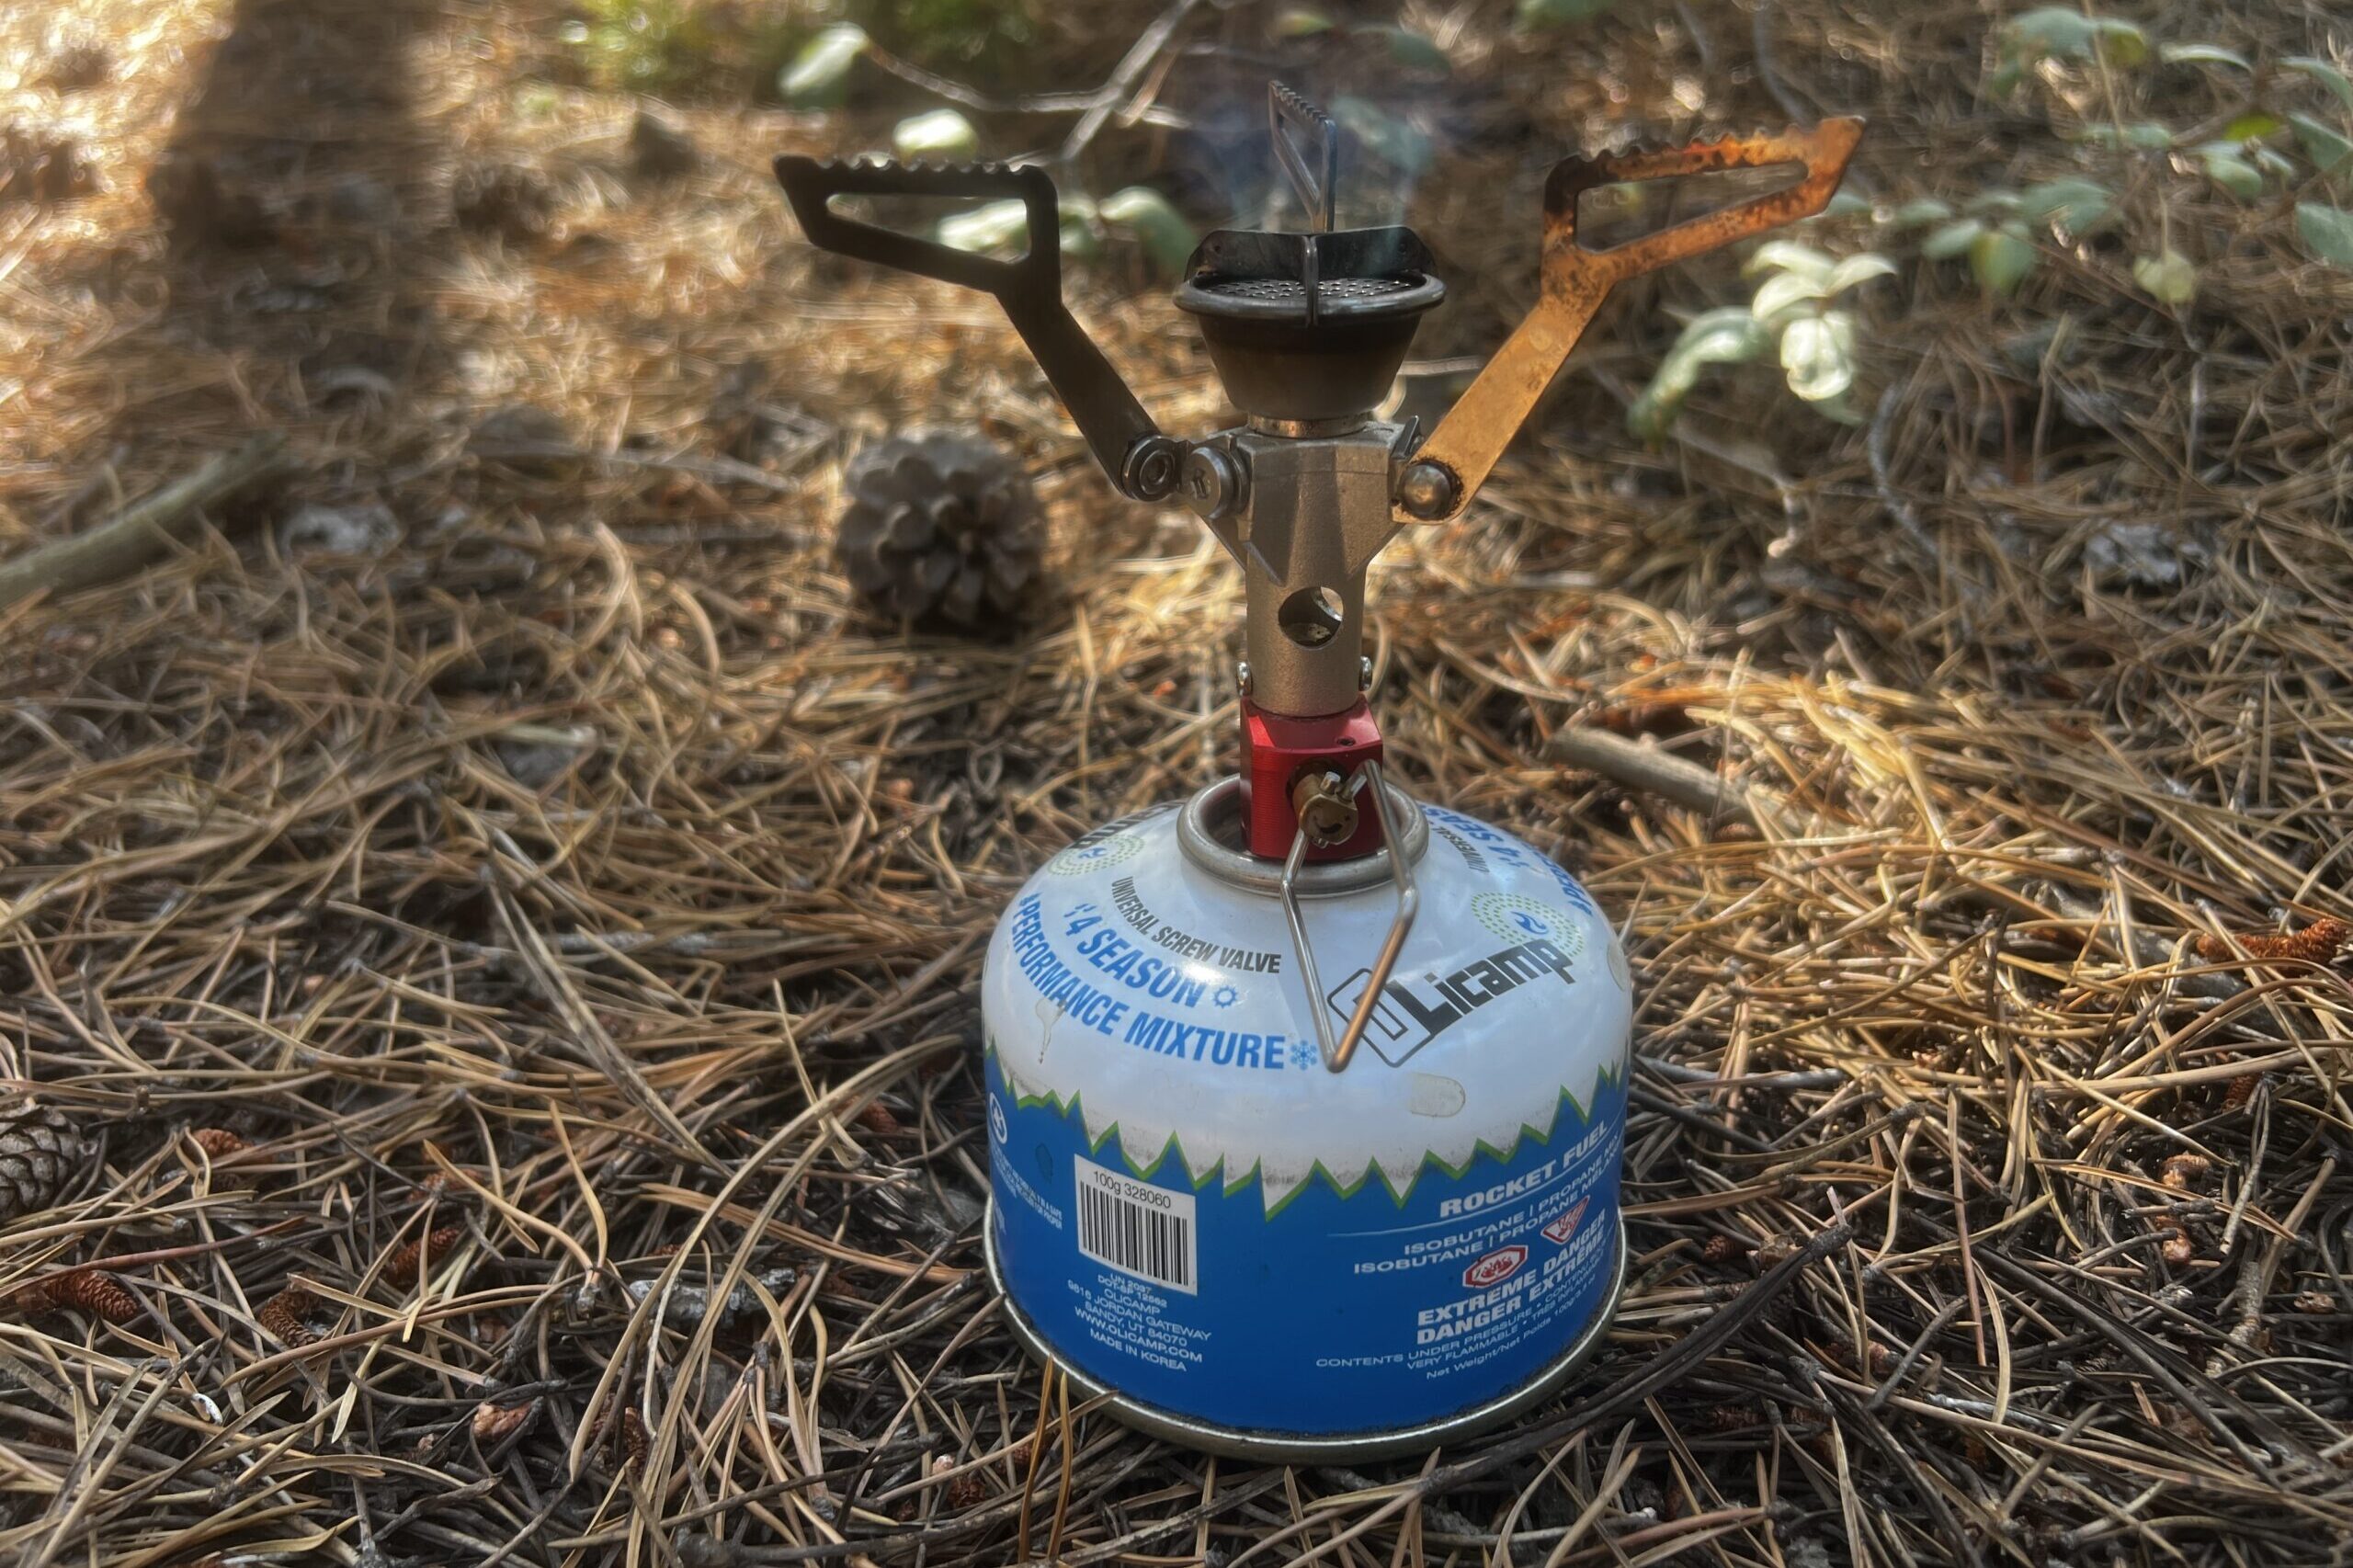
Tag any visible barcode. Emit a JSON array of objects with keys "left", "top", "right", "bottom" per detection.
[{"left": 1074, "top": 1156, "right": 1197, "bottom": 1293}]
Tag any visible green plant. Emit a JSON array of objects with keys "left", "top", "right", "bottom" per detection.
[
  {"left": 560, "top": 0, "right": 715, "bottom": 91},
  {"left": 1627, "top": 242, "right": 1893, "bottom": 440},
  {"left": 933, "top": 186, "right": 1198, "bottom": 278},
  {"left": 779, "top": 22, "right": 872, "bottom": 108},
  {"left": 1959, "top": 13, "right": 2353, "bottom": 285}
]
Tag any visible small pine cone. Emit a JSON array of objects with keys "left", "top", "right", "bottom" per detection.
[
  {"left": 2222, "top": 1070, "right": 2264, "bottom": 1110},
  {"left": 856, "top": 1100, "right": 904, "bottom": 1138},
  {"left": 2196, "top": 916, "right": 2348, "bottom": 964},
  {"left": 257, "top": 1286, "right": 319, "bottom": 1346},
  {"left": 189, "top": 1128, "right": 252, "bottom": 1159},
  {"left": 382, "top": 1225, "right": 464, "bottom": 1283},
  {"left": 450, "top": 161, "right": 555, "bottom": 243},
  {"left": 1699, "top": 1233, "right": 1744, "bottom": 1265},
  {"left": 2160, "top": 1153, "right": 2211, "bottom": 1191},
  {"left": 0, "top": 1101, "right": 90, "bottom": 1223},
  {"left": 472, "top": 1397, "right": 537, "bottom": 1443},
  {"left": 835, "top": 432, "right": 1042, "bottom": 631},
  {"left": 17, "top": 1268, "right": 140, "bottom": 1324},
  {"left": 620, "top": 1409, "right": 650, "bottom": 1474},
  {"left": 945, "top": 1469, "right": 988, "bottom": 1510}
]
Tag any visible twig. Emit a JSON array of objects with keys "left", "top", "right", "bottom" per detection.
[
  {"left": 0, "top": 434, "right": 290, "bottom": 609},
  {"left": 1546, "top": 725, "right": 1768, "bottom": 828}
]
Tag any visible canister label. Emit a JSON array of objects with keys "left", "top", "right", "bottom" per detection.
[{"left": 987, "top": 1050, "right": 1626, "bottom": 1435}]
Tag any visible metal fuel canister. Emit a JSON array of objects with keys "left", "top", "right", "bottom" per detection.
[
  {"left": 981, "top": 787, "right": 1631, "bottom": 1454},
  {"left": 777, "top": 88, "right": 1861, "bottom": 1458}
]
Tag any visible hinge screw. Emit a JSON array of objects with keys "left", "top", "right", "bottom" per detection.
[{"left": 1396, "top": 460, "right": 1458, "bottom": 520}]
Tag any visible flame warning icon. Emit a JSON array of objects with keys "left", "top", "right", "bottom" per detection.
[
  {"left": 1542, "top": 1199, "right": 1589, "bottom": 1247},
  {"left": 1461, "top": 1244, "right": 1528, "bottom": 1290}
]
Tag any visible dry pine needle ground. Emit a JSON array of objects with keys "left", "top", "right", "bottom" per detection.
[{"left": 1, "top": 1, "right": 2350, "bottom": 1565}]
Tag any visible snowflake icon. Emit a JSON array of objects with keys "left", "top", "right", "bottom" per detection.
[
  {"left": 1212, "top": 984, "right": 1240, "bottom": 1008},
  {"left": 1290, "top": 1040, "right": 1320, "bottom": 1071}
]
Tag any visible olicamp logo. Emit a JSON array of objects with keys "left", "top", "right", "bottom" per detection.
[{"left": 1326, "top": 926, "right": 1580, "bottom": 1068}]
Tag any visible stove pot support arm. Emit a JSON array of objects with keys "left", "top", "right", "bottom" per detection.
[
  {"left": 1395, "top": 118, "right": 1865, "bottom": 528},
  {"left": 775, "top": 156, "right": 1185, "bottom": 501}
]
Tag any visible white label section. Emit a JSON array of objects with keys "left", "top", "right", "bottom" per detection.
[{"left": 1074, "top": 1156, "right": 1198, "bottom": 1295}]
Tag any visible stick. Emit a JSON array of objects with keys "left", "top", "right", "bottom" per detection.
[
  {"left": 0, "top": 433, "right": 290, "bottom": 610},
  {"left": 1545, "top": 725, "right": 1766, "bottom": 827}
]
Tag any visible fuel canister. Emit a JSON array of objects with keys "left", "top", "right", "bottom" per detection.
[
  {"left": 774, "top": 85, "right": 1859, "bottom": 1459},
  {"left": 981, "top": 785, "right": 1631, "bottom": 1457}
]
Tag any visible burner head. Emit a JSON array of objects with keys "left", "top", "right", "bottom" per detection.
[{"left": 1176, "top": 227, "right": 1443, "bottom": 423}]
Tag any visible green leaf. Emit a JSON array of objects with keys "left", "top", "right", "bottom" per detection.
[
  {"left": 1892, "top": 197, "right": 1955, "bottom": 227},
  {"left": 779, "top": 23, "right": 868, "bottom": 108},
  {"left": 2255, "top": 145, "right": 2301, "bottom": 180},
  {"left": 1964, "top": 188, "right": 2025, "bottom": 216},
  {"left": 1330, "top": 97, "right": 1434, "bottom": 177},
  {"left": 1373, "top": 26, "right": 1450, "bottom": 73},
  {"left": 1057, "top": 203, "right": 1102, "bottom": 262},
  {"left": 1824, "top": 187, "right": 1874, "bottom": 218},
  {"left": 1922, "top": 218, "right": 1986, "bottom": 259},
  {"left": 1779, "top": 310, "right": 1858, "bottom": 402},
  {"left": 1626, "top": 308, "right": 1770, "bottom": 441},
  {"left": 1970, "top": 225, "right": 2039, "bottom": 294},
  {"left": 2003, "top": 8, "right": 2147, "bottom": 67},
  {"left": 2076, "top": 121, "right": 2174, "bottom": 151},
  {"left": 1743, "top": 241, "right": 1836, "bottom": 280},
  {"left": 2004, "top": 7, "right": 2097, "bottom": 60},
  {"left": 2091, "top": 18, "right": 2151, "bottom": 67},
  {"left": 1823, "top": 253, "right": 1899, "bottom": 293},
  {"left": 2019, "top": 177, "right": 2113, "bottom": 234},
  {"left": 1098, "top": 187, "right": 1199, "bottom": 276},
  {"left": 2298, "top": 202, "right": 2353, "bottom": 267},
  {"left": 1750, "top": 270, "right": 1827, "bottom": 324},
  {"left": 1516, "top": 0, "right": 1616, "bottom": 29},
  {"left": 2222, "top": 111, "right": 2285, "bottom": 141},
  {"left": 892, "top": 108, "right": 978, "bottom": 161},
  {"left": 1270, "top": 6, "right": 1335, "bottom": 38},
  {"left": 2198, "top": 146, "right": 2266, "bottom": 199},
  {"left": 2160, "top": 42, "right": 2250, "bottom": 70},
  {"left": 936, "top": 199, "right": 1031, "bottom": 255},
  {"left": 2285, "top": 56, "right": 2353, "bottom": 112},
  {"left": 2132, "top": 247, "right": 2197, "bottom": 304},
  {"left": 2290, "top": 111, "right": 2353, "bottom": 176}
]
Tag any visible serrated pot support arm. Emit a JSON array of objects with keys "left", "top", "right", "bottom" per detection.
[{"left": 774, "top": 156, "right": 1187, "bottom": 501}]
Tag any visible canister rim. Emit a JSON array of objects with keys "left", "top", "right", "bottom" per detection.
[{"left": 1176, "top": 775, "right": 1427, "bottom": 896}]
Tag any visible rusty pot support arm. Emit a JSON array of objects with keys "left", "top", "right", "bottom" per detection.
[{"left": 1395, "top": 119, "right": 1864, "bottom": 528}]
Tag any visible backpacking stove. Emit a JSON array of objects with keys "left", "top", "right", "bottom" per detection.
[{"left": 779, "top": 90, "right": 1860, "bottom": 1459}]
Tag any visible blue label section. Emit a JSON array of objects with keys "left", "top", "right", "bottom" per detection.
[{"left": 987, "top": 1055, "right": 1626, "bottom": 1437}]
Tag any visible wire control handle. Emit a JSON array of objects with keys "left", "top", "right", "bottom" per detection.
[{"left": 775, "top": 156, "right": 1182, "bottom": 500}]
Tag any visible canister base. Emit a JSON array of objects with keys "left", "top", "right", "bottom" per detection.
[{"left": 982, "top": 1204, "right": 1626, "bottom": 1463}]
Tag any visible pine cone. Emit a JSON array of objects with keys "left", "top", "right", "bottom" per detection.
[
  {"left": 835, "top": 432, "right": 1042, "bottom": 631},
  {"left": 0, "top": 1101, "right": 88, "bottom": 1224},
  {"left": 450, "top": 161, "right": 555, "bottom": 243}
]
